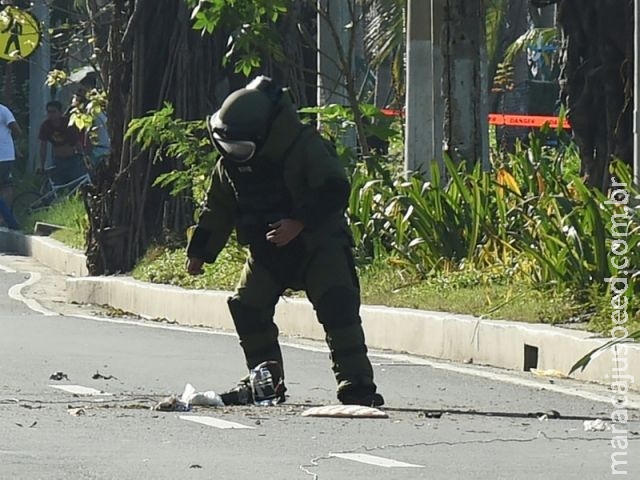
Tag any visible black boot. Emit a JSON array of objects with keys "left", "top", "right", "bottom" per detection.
[{"left": 219, "top": 361, "right": 287, "bottom": 405}]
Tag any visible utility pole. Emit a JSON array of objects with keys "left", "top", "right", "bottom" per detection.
[
  {"left": 634, "top": 0, "right": 639, "bottom": 186},
  {"left": 28, "top": 0, "right": 49, "bottom": 172},
  {"left": 432, "top": 0, "right": 445, "bottom": 175},
  {"left": 405, "top": 0, "right": 434, "bottom": 176}
]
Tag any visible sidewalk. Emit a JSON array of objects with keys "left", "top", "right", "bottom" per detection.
[{"left": 1, "top": 228, "right": 638, "bottom": 392}]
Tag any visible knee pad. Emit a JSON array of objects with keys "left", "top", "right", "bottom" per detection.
[
  {"left": 228, "top": 296, "right": 274, "bottom": 336},
  {"left": 315, "top": 286, "right": 361, "bottom": 329}
]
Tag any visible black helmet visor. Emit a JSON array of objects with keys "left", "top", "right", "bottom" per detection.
[{"left": 207, "top": 113, "right": 256, "bottom": 163}]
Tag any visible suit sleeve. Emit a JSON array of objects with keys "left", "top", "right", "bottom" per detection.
[
  {"left": 186, "top": 161, "right": 237, "bottom": 263},
  {"left": 291, "top": 132, "right": 350, "bottom": 231}
]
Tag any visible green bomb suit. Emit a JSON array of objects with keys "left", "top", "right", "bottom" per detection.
[{"left": 187, "top": 90, "right": 380, "bottom": 404}]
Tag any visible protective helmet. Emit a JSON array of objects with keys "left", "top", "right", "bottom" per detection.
[{"left": 207, "top": 76, "right": 286, "bottom": 162}]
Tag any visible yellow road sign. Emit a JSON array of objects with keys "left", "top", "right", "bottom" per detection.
[{"left": 0, "top": 6, "right": 41, "bottom": 61}]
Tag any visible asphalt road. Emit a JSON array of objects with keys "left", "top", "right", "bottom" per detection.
[{"left": 1, "top": 253, "right": 639, "bottom": 480}]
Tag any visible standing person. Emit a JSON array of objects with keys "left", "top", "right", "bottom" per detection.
[
  {"left": 0, "top": 103, "right": 21, "bottom": 229},
  {"left": 38, "top": 100, "right": 85, "bottom": 185},
  {"left": 71, "top": 72, "right": 111, "bottom": 167},
  {"left": 186, "top": 76, "right": 383, "bottom": 407}
]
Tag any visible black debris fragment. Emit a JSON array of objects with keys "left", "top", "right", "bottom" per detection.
[{"left": 92, "top": 371, "right": 117, "bottom": 380}]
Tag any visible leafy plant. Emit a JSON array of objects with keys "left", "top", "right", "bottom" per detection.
[
  {"left": 125, "top": 103, "right": 218, "bottom": 209},
  {"left": 186, "top": 0, "right": 289, "bottom": 76}
]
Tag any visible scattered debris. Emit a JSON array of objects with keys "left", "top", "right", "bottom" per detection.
[
  {"left": 463, "top": 358, "right": 473, "bottom": 364},
  {"left": 301, "top": 405, "right": 388, "bottom": 419},
  {"left": 531, "top": 369, "right": 568, "bottom": 379},
  {"left": 15, "top": 421, "right": 36, "bottom": 428},
  {"left": 189, "top": 464, "right": 202, "bottom": 469},
  {"left": 584, "top": 419, "right": 608, "bottom": 432},
  {"left": 181, "top": 384, "right": 224, "bottom": 407},
  {"left": 422, "top": 411, "right": 443, "bottom": 419},
  {"left": 153, "top": 395, "right": 190, "bottom": 412},
  {"left": 68, "top": 407, "right": 86, "bottom": 417},
  {"left": 92, "top": 371, "right": 117, "bottom": 380},
  {"left": 533, "top": 410, "right": 560, "bottom": 420},
  {"left": 49, "top": 371, "right": 69, "bottom": 381}
]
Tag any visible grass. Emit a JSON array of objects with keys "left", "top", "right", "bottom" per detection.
[{"left": 20, "top": 194, "right": 87, "bottom": 250}]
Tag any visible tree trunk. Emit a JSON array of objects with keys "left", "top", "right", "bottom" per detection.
[
  {"left": 84, "top": 0, "right": 225, "bottom": 274},
  {"left": 555, "top": 0, "right": 634, "bottom": 190},
  {"left": 442, "top": 0, "right": 489, "bottom": 166}
]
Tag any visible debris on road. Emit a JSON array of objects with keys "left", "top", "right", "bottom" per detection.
[
  {"left": 422, "top": 410, "right": 443, "bottom": 419},
  {"left": 153, "top": 394, "right": 190, "bottom": 412},
  {"left": 68, "top": 407, "right": 86, "bottom": 416},
  {"left": 531, "top": 368, "right": 568, "bottom": 379},
  {"left": 180, "top": 383, "right": 224, "bottom": 407},
  {"left": 583, "top": 419, "right": 608, "bottom": 432},
  {"left": 49, "top": 371, "right": 69, "bottom": 381},
  {"left": 15, "top": 421, "right": 37, "bottom": 428},
  {"left": 301, "top": 405, "right": 388, "bottom": 418},
  {"left": 92, "top": 371, "right": 117, "bottom": 380}
]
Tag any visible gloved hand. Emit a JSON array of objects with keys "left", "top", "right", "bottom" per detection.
[
  {"left": 266, "top": 218, "right": 304, "bottom": 247},
  {"left": 186, "top": 257, "right": 205, "bottom": 275}
]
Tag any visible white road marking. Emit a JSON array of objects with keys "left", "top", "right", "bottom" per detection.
[
  {"left": 7, "top": 271, "right": 58, "bottom": 316},
  {"left": 49, "top": 385, "right": 112, "bottom": 396},
  {"left": 0, "top": 261, "right": 17, "bottom": 273},
  {"left": 179, "top": 415, "right": 254, "bottom": 429},
  {"left": 0, "top": 449, "right": 35, "bottom": 457},
  {"left": 330, "top": 453, "right": 423, "bottom": 468}
]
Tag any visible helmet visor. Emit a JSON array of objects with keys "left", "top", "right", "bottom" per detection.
[{"left": 207, "top": 113, "right": 256, "bottom": 163}]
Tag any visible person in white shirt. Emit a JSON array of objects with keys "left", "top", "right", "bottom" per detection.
[{"left": 0, "top": 103, "right": 21, "bottom": 229}]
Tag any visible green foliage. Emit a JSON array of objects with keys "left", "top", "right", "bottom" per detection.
[
  {"left": 345, "top": 136, "right": 640, "bottom": 317},
  {"left": 133, "top": 240, "right": 245, "bottom": 291},
  {"left": 28, "top": 194, "right": 88, "bottom": 250},
  {"left": 185, "top": 0, "right": 289, "bottom": 76},
  {"left": 125, "top": 103, "right": 218, "bottom": 209},
  {"left": 299, "top": 103, "right": 402, "bottom": 174},
  {"left": 503, "top": 27, "right": 559, "bottom": 66}
]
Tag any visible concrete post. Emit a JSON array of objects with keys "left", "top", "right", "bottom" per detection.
[
  {"left": 432, "top": 0, "right": 445, "bottom": 176},
  {"left": 28, "top": 0, "right": 49, "bottom": 172},
  {"left": 405, "top": 0, "right": 434, "bottom": 176},
  {"left": 634, "top": 0, "right": 639, "bottom": 186}
]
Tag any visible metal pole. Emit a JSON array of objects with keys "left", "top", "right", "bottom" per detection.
[
  {"left": 28, "top": 0, "right": 50, "bottom": 173},
  {"left": 405, "top": 0, "right": 434, "bottom": 177},
  {"left": 432, "top": 0, "right": 445, "bottom": 176},
  {"left": 634, "top": 0, "right": 639, "bottom": 186}
]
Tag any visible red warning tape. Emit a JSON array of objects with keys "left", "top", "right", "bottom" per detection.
[
  {"left": 488, "top": 114, "right": 571, "bottom": 129},
  {"left": 380, "top": 109, "right": 571, "bottom": 129}
]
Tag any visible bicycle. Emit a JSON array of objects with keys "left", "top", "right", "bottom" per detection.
[{"left": 11, "top": 166, "right": 92, "bottom": 225}]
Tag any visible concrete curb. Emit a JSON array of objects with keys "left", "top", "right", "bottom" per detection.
[
  {"left": 2, "top": 229, "right": 638, "bottom": 391},
  {"left": 0, "top": 228, "right": 88, "bottom": 277}
]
